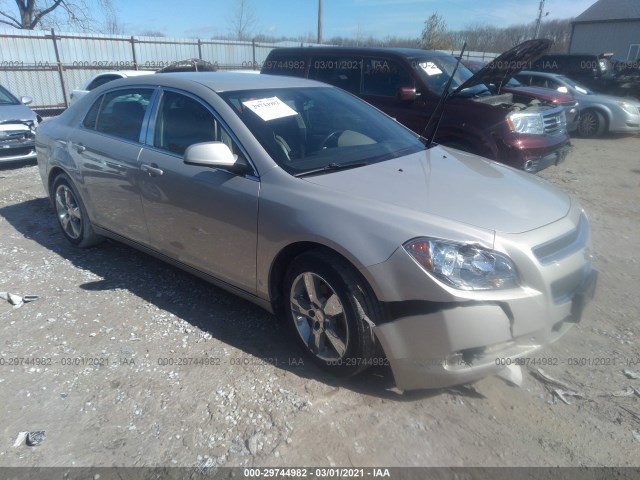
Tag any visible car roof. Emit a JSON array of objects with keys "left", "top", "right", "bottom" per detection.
[
  {"left": 267, "top": 46, "right": 450, "bottom": 61},
  {"left": 113, "top": 71, "right": 327, "bottom": 92},
  {"left": 95, "top": 70, "right": 150, "bottom": 77}
]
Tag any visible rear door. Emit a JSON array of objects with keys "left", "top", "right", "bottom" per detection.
[{"left": 67, "top": 87, "right": 154, "bottom": 243}]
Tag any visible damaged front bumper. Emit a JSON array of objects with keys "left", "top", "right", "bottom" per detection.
[
  {"left": 0, "top": 123, "right": 37, "bottom": 163},
  {"left": 364, "top": 207, "right": 597, "bottom": 391}
]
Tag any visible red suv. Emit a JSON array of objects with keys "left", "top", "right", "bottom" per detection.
[{"left": 262, "top": 39, "right": 572, "bottom": 172}]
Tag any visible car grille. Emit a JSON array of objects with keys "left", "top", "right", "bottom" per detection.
[
  {"left": 0, "top": 146, "right": 35, "bottom": 158},
  {"left": 550, "top": 264, "right": 592, "bottom": 304},
  {"left": 532, "top": 214, "right": 589, "bottom": 265},
  {"left": 542, "top": 111, "right": 565, "bottom": 135},
  {"left": 0, "top": 126, "right": 35, "bottom": 144}
]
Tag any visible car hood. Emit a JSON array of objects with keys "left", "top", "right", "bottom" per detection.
[
  {"left": 302, "top": 145, "right": 571, "bottom": 235},
  {"left": 503, "top": 85, "right": 575, "bottom": 103},
  {"left": 587, "top": 92, "right": 640, "bottom": 108},
  {"left": 0, "top": 104, "right": 38, "bottom": 123},
  {"left": 453, "top": 39, "right": 552, "bottom": 96}
]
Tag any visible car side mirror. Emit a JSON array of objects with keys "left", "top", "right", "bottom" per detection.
[
  {"left": 557, "top": 86, "right": 569, "bottom": 94},
  {"left": 398, "top": 87, "right": 417, "bottom": 102},
  {"left": 184, "top": 142, "right": 251, "bottom": 175},
  {"left": 21, "top": 96, "right": 33, "bottom": 105}
]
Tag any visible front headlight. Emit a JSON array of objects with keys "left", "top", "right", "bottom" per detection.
[
  {"left": 616, "top": 101, "right": 639, "bottom": 116},
  {"left": 404, "top": 238, "right": 519, "bottom": 290},
  {"left": 507, "top": 111, "right": 544, "bottom": 135}
]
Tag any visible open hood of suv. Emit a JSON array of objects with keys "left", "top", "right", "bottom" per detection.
[{"left": 453, "top": 39, "right": 552, "bottom": 96}]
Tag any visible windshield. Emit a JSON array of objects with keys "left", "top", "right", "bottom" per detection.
[
  {"left": 557, "top": 75, "right": 593, "bottom": 95},
  {"left": 413, "top": 56, "right": 490, "bottom": 97},
  {"left": 506, "top": 78, "right": 522, "bottom": 87},
  {"left": 220, "top": 87, "right": 425, "bottom": 176},
  {"left": 0, "top": 85, "right": 20, "bottom": 105}
]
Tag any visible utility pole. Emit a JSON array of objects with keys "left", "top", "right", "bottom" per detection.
[
  {"left": 534, "top": 0, "right": 547, "bottom": 38},
  {"left": 317, "top": 0, "right": 323, "bottom": 44}
]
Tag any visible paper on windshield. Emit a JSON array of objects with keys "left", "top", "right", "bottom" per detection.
[
  {"left": 419, "top": 62, "right": 443, "bottom": 76},
  {"left": 242, "top": 97, "right": 298, "bottom": 121}
]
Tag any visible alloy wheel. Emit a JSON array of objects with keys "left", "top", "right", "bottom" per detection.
[
  {"left": 55, "top": 184, "right": 83, "bottom": 240},
  {"left": 289, "top": 272, "right": 349, "bottom": 361}
]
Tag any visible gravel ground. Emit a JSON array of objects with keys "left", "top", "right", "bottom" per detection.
[{"left": 0, "top": 135, "right": 639, "bottom": 469}]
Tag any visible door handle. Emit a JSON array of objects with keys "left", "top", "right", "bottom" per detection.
[
  {"left": 141, "top": 163, "right": 164, "bottom": 176},
  {"left": 75, "top": 143, "right": 86, "bottom": 153}
]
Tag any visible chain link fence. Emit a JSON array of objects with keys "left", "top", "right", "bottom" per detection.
[
  {"left": 1, "top": 29, "right": 315, "bottom": 116},
  {"left": 1, "top": 29, "right": 498, "bottom": 117}
]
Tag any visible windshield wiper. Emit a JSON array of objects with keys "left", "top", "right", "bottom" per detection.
[{"left": 294, "top": 162, "right": 369, "bottom": 178}]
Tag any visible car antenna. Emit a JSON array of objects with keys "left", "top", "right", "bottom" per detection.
[{"left": 423, "top": 42, "right": 467, "bottom": 149}]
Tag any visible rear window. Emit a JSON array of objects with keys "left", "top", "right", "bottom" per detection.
[
  {"left": 87, "top": 74, "right": 122, "bottom": 91},
  {"left": 262, "top": 55, "right": 307, "bottom": 77},
  {"left": 309, "top": 57, "right": 362, "bottom": 94}
]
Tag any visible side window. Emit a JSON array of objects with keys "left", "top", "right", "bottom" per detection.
[
  {"left": 262, "top": 56, "right": 306, "bottom": 77},
  {"left": 94, "top": 88, "right": 152, "bottom": 142},
  {"left": 362, "top": 58, "right": 413, "bottom": 97},
  {"left": 515, "top": 75, "right": 531, "bottom": 86},
  {"left": 309, "top": 57, "right": 362, "bottom": 94},
  {"left": 87, "top": 74, "right": 121, "bottom": 91},
  {"left": 153, "top": 90, "right": 239, "bottom": 156},
  {"left": 529, "top": 76, "right": 548, "bottom": 89},
  {"left": 83, "top": 96, "right": 103, "bottom": 129},
  {"left": 546, "top": 79, "right": 563, "bottom": 90}
]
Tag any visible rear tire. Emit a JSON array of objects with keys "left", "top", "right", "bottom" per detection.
[
  {"left": 52, "top": 173, "right": 103, "bottom": 248},
  {"left": 282, "top": 250, "right": 380, "bottom": 377},
  {"left": 577, "top": 110, "right": 606, "bottom": 137}
]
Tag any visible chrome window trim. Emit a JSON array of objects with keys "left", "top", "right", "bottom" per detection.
[{"left": 144, "top": 86, "right": 259, "bottom": 179}]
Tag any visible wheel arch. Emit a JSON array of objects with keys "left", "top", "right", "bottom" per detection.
[
  {"left": 582, "top": 106, "right": 611, "bottom": 132},
  {"left": 267, "top": 241, "right": 383, "bottom": 320},
  {"left": 47, "top": 166, "right": 69, "bottom": 203}
]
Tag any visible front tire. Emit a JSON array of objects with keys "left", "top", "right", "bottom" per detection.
[
  {"left": 52, "top": 173, "right": 103, "bottom": 247},
  {"left": 283, "top": 250, "right": 380, "bottom": 377},
  {"left": 577, "top": 110, "right": 606, "bottom": 137}
]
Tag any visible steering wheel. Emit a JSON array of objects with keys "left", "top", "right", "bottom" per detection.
[{"left": 319, "top": 130, "right": 344, "bottom": 150}]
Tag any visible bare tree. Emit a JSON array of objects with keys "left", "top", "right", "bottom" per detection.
[
  {"left": 101, "top": 1, "right": 124, "bottom": 35},
  {"left": 229, "top": 0, "right": 257, "bottom": 41},
  {"left": 0, "top": 0, "right": 118, "bottom": 32},
  {"left": 538, "top": 19, "right": 572, "bottom": 52},
  {"left": 419, "top": 13, "right": 452, "bottom": 50}
]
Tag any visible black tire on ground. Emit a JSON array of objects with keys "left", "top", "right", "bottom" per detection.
[
  {"left": 577, "top": 110, "right": 606, "bottom": 138},
  {"left": 282, "top": 250, "right": 381, "bottom": 377},
  {"left": 52, "top": 173, "right": 103, "bottom": 248}
]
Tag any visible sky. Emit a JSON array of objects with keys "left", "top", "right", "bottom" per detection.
[{"left": 114, "top": 0, "right": 597, "bottom": 40}]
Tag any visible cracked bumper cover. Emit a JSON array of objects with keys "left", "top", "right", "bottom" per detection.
[{"left": 362, "top": 209, "right": 597, "bottom": 391}]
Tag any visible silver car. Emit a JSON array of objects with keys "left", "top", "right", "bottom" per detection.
[
  {"left": 0, "top": 84, "right": 39, "bottom": 164},
  {"left": 516, "top": 71, "right": 640, "bottom": 137},
  {"left": 36, "top": 73, "right": 597, "bottom": 390}
]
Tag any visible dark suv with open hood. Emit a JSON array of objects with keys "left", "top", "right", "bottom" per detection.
[{"left": 262, "top": 39, "right": 571, "bottom": 173}]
